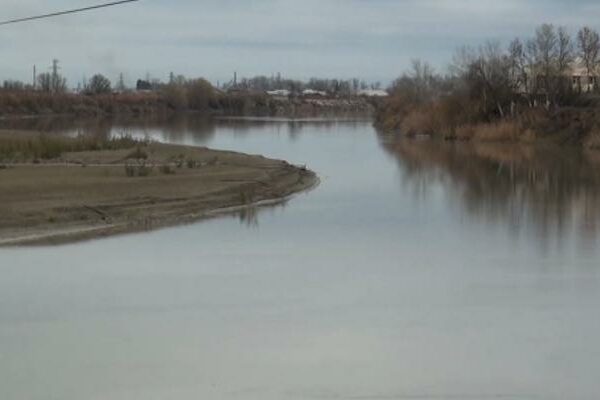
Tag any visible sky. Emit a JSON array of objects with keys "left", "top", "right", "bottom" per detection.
[{"left": 1, "top": 0, "right": 599, "bottom": 88}]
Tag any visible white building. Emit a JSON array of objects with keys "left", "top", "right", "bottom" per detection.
[
  {"left": 302, "top": 89, "right": 327, "bottom": 97},
  {"left": 516, "top": 58, "right": 600, "bottom": 94},
  {"left": 569, "top": 58, "right": 599, "bottom": 93},
  {"left": 358, "top": 89, "right": 389, "bottom": 97},
  {"left": 266, "top": 89, "right": 291, "bottom": 97}
]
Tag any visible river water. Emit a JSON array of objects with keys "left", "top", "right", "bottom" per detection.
[{"left": 1, "top": 117, "right": 599, "bottom": 400}]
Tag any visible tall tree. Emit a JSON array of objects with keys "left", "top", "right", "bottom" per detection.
[
  {"left": 557, "top": 27, "right": 574, "bottom": 73},
  {"left": 534, "top": 24, "right": 558, "bottom": 92},
  {"left": 528, "top": 24, "right": 573, "bottom": 106},
  {"left": 469, "top": 42, "right": 512, "bottom": 117},
  {"left": 577, "top": 26, "right": 600, "bottom": 76},
  {"left": 37, "top": 72, "right": 66, "bottom": 93}
]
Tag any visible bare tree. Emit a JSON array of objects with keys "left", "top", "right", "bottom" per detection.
[
  {"left": 557, "top": 27, "right": 574, "bottom": 72},
  {"left": 526, "top": 24, "right": 574, "bottom": 106},
  {"left": 577, "top": 26, "right": 600, "bottom": 77},
  {"left": 554, "top": 27, "right": 575, "bottom": 100},
  {"left": 409, "top": 59, "right": 437, "bottom": 102},
  {"left": 36, "top": 70, "right": 67, "bottom": 93},
  {"left": 508, "top": 38, "right": 526, "bottom": 80},
  {"left": 87, "top": 74, "right": 112, "bottom": 94},
  {"left": 508, "top": 37, "right": 537, "bottom": 108},
  {"left": 469, "top": 41, "right": 512, "bottom": 117},
  {"left": 3, "top": 80, "right": 27, "bottom": 91},
  {"left": 390, "top": 59, "right": 438, "bottom": 104},
  {"left": 534, "top": 24, "right": 558, "bottom": 98},
  {"left": 37, "top": 72, "right": 65, "bottom": 93}
]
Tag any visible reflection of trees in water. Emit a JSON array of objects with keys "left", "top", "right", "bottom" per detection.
[
  {"left": 236, "top": 199, "right": 289, "bottom": 229},
  {"left": 0, "top": 114, "right": 219, "bottom": 145},
  {"left": 238, "top": 206, "right": 260, "bottom": 228},
  {"left": 380, "top": 136, "right": 600, "bottom": 249},
  {"left": 112, "top": 114, "right": 217, "bottom": 144},
  {"left": 214, "top": 117, "right": 367, "bottom": 139},
  {"left": 1, "top": 116, "right": 369, "bottom": 144}
]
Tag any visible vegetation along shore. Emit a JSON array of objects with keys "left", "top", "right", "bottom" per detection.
[
  {"left": 0, "top": 72, "right": 378, "bottom": 119},
  {"left": 376, "top": 24, "right": 600, "bottom": 149}
]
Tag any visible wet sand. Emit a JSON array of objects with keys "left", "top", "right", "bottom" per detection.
[{"left": 0, "top": 142, "right": 317, "bottom": 246}]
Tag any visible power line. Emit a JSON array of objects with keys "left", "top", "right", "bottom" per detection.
[{"left": 0, "top": 0, "right": 141, "bottom": 26}]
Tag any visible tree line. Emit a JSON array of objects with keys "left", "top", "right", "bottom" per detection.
[
  {"left": 380, "top": 24, "right": 600, "bottom": 138},
  {"left": 225, "top": 74, "right": 382, "bottom": 95}
]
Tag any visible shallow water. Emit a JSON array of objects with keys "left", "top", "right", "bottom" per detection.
[{"left": 1, "top": 117, "right": 599, "bottom": 400}]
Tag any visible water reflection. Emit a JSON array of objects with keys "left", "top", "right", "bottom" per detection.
[
  {"left": 0, "top": 115, "right": 369, "bottom": 147},
  {"left": 236, "top": 200, "right": 289, "bottom": 229},
  {"left": 380, "top": 134, "right": 600, "bottom": 251},
  {"left": 2, "top": 118, "right": 600, "bottom": 400},
  {"left": 0, "top": 114, "right": 218, "bottom": 143}
]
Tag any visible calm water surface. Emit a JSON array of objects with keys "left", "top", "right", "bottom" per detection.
[{"left": 1, "top": 117, "right": 599, "bottom": 400}]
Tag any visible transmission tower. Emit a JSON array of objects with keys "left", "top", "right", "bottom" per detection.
[{"left": 50, "top": 59, "right": 61, "bottom": 92}]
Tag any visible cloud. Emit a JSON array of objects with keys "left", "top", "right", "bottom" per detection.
[{"left": 1, "top": 0, "right": 599, "bottom": 86}]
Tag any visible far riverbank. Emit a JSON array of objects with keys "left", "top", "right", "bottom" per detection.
[{"left": 0, "top": 90, "right": 375, "bottom": 120}]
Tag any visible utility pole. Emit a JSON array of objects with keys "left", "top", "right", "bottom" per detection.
[
  {"left": 118, "top": 73, "right": 125, "bottom": 91},
  {"left": 32, "top": 65, "right": 37, "bottom": 89},
  {"left": 50, "top": 59, "right": 60, "bottom": 92}
]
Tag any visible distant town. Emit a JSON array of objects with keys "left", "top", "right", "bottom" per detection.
[{"left": 1, "top": 60, "right": 388, "bottom": 99}]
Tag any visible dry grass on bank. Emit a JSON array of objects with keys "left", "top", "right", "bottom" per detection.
[
  {"left": 0, "top": 131, "right": 139, "bottom": 162},
  {"left": 0, "top": 91, "right": 168, "bottom": 117},
  {"left": 455, "top": 120, "right": 533, "bottom": 142},
  {"left": 584, "top": 129, "right": 600, "bottom": 149}
]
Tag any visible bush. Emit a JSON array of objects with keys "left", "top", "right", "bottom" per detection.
[
  {"left": 401, "top": 108, "right": 436, "bottom": 136},
  {"left": 126, "top": 146, "right": 148, "bottom": 160},
  {"left": 124, "top": 163, "right": 136, "bottom": 177},
  {"left": 0, "top": 133, "right": 140, "bottom": 161},
  {"left": 86, "top": 74, "right": 112, "bottom": 95},
  {"left": 124, "top": 161, "right": 152, "bottom": 177},
  {"left": 137, "top": 163, "right": 152, "bottom": 177},
  {"left": 159, "top": 164, "right": 175, "bottom": 175},
  {"left": 585, "top": 128, "right": 600, "bottom": 149}
]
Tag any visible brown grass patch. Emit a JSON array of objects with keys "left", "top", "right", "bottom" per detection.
[
  {"left": 0, "top": 132, "right": 139, "bottom": 162},
  {"left": 584, "top": 128, "right": 600, "bottom": 149},
  {"left": 401, "top": 108, "right": 436, "bottom": 136}
]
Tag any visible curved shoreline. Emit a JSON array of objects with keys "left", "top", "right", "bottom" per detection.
[{"left": 0, "top": 143, "right": 318, "bottom": 247}]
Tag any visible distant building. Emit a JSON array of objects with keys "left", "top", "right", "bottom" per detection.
[
  {"left": 136, "top": 79, "right": 152, "bottom": 91},
  {"left": 569, "top": 58, "right": 599, "bottom": 93},
  {"left": 266, "top": 89, "right": 291, "bottom": 97},
  {"left": 302, "top": 89, "right": 328, "bottom": 97},
  {"left": 516, "top": 58, "right": 600, "bottom": 95},
  {"left": 358, "top": 89, "right": 389, "bottom": 97}
]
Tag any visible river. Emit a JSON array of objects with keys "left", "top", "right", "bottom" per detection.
[{"left": 1, "top": 117, "right": 599, "bottom": 399}]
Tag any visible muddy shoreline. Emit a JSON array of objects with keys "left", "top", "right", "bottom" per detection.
[{"left": 0, "top": 142, "right": 318, "bottom": 246}]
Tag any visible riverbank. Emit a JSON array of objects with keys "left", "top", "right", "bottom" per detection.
[
  {"left": 375, "top": 99, "right": 600, "bottom": 149},
  {"left": 0, "top": 140, "right": 317, "bottom": 246},
  {"left": 224, "top": 94, "right": 375, "bottom": 118},
  {"left": 0, "top": 90, "right": 374, "bottom": 120}
]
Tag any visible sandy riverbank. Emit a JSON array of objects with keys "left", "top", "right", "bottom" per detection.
[{"left": 0, "top": 142, "right": 317, "bottom": 246}]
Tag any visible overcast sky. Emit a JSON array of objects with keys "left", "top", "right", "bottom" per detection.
[{"left": 1, "top": 0, "right": 598, "bottom": 88}]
